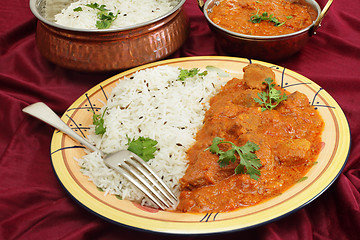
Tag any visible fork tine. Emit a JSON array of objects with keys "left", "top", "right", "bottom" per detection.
[
  {"left": 127, "top": 154, "right": 178, "bottom": 205},
  {"left": 104, "top": 156, "right": 168, "bottom": 210},
  {"left": 119, "top": 164, "right": 168, "bottom": 209},
  {"left": 104, "top": 150, "right": 176, "bottom": 210},
  {"left": 120, "top": 161, "right": 171, "bottom": 209}
]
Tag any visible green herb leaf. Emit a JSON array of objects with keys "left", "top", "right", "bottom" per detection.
[
  {"left": 85, "top": 3, "right": 118, "bottom": 29},
  {"left": 127, "top": 136, "right": 158, "bottom": 162},
  {"left": 250, "top": 10, "right": 285, "bottom": 27},
  {"left": 96, "top": 12, "right": 116, "bottom": 29},
  {"left": 86, "top": 3, "right": 108, "bottom": 11},
  {"left": 177, "top": 68, "right": 208, "bottom": 81},
  {"left": 86, "top": 3, "right": 98, "bottom": 9},
  {"left": 73, "top": 7, "right": 83, "bottom": 12},
  {"left": 254, "top": 78, "right": 287, "bottom": 111},
  {"left": 92, "top": 108, "right": 107, "bottom": 135},
  {"left": 205, "top": 137, "right": 261, "bottom": 180}
]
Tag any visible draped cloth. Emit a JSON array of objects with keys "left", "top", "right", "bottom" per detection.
[{"left": 1, "top": 0, "right": 359, "bottom": 239}]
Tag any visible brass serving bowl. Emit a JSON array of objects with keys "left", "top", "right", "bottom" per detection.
[
  {"left": 30, "top": 0, "right": 189, "bottom": 71},
  {"left": 198, "top": 0, "right": 333, "bottom": 62}
]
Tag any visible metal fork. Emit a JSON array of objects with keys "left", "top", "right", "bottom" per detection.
[{"left": 22, "top": 102, "right": 177, "bottom": 210}]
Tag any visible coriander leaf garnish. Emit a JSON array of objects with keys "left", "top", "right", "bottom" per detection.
[
  {"left": 250, "top": 10, "right": 285, "bottom": 26},
  {"left": 205, "top": 137, "right": 261, "bottom": 180},
  {"left": 254, "top": 78, "right": 287, "bottom": 111},
  {"left": 73, "top": 7, "right": 83, "bottom": 12},
  {"left": 126, "top": 136, "right": 158, "bottom": 162},
  {"left": 92, "top": 108, "right": 107, "bottom": 135},
  {"left": 85, "top": 3, "right": 118, "bottom": 29},
  {"left": 96, "top": 11, "right": 118, "bottom": 29},
  {"left": 86, "top": 3, "right": 108, "bottom": 11},
  {"left": 177, "top": 68, "right": 208, "bottom": 81}
]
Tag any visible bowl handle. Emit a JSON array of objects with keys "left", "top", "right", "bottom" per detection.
[
  {"left": 197, "top": 0, "right": 205, "bottom": 11},
  {"left": 311, "top": 0, "right": 333, "bottom": 35}
]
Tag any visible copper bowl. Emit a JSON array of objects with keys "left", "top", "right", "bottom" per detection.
[
  {"left": 30, "top": 0, "right": 189, "bottom": 71},
  {"left": 198, "top": 0, "right": 333, "bottom": 62}
]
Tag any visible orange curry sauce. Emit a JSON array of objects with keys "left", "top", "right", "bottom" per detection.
[
  {"left": 208, "top": 0, "right": 318, "bottom": 36},
  {"left": 176, "top": 64, "right": 324, "bottom": 213}
]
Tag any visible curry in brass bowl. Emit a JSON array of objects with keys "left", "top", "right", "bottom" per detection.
[{"left": 198, "top": 0, "right": 333, "bottom": 61}]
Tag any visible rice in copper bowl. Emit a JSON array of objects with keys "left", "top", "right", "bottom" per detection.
[{"left": 52, "top": 0, "right": 179, "bottom": 29}]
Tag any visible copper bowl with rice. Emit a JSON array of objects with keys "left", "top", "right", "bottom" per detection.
[
  {"left": 30, "top": 0, "right": 189, "bottom": 72},
  {"left": 197, "top": 0, "right": 333, "bottom": 62}
]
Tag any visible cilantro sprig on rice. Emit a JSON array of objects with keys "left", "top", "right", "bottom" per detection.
[{"left": 85, "top": 3, "right": 119, "bottom": 29}]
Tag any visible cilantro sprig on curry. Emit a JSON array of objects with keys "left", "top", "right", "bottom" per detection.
[
  {"left": 250, "top": 10, "right": 286, "bottom": 27},
  {"left": 254, "top": 77, "right": 288, "bottom": 111},
  {"left": 205, "top": 137, "right": 261, "bottom": 180}
]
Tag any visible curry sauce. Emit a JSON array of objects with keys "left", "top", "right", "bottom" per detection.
[
  {"left": 208, "top": 0, "right": 318, "bottom": 36},
  {"left": 176, "top": 64, "right": 324, "bottom": 213}
]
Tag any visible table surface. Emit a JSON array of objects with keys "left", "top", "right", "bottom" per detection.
[{"left": 1, "top": 0, "right": 359, "bottom": 239}]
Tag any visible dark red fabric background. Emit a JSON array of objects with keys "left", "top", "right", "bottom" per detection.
[{"left": 1, "top": 0, "right": 359, "bottom": 239}]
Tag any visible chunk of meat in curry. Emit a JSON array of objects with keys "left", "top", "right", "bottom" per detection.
[{"left": 176, "top": 64, "right": 324, "bottom": 213}]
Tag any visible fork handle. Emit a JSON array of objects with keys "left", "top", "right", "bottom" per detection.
[{"left": 23, "top": 102, "right": 100, "bottom": 153}]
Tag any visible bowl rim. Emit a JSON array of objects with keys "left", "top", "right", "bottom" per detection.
[
  {"left": 29, "top": 0, "right": 186, "bottom": 32},
  {"left": 203, "top": 0, "right": 321, "bottom": 40}
]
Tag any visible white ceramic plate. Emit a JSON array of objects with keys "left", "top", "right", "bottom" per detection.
[{"left": 50, "top": 56, "right": 350, "bottom": 235}]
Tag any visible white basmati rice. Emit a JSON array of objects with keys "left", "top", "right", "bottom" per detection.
[
  {"left": 53, "top": 0, "right": 179, "bottom": 29},
  {"left": 77, "top": 65, "right": 223, "bottom": 208}
]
